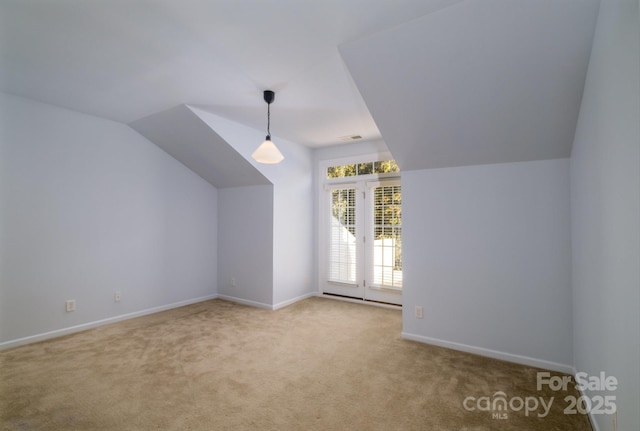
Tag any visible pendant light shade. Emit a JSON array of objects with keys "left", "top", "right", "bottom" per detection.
[
  {"left": 252, "top": 136, "right": 284, "bottom": 164},
  {"left": 252, "top": 90, "right": 284, "bottom": 164}
]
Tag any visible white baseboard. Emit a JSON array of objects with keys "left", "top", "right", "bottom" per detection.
[
  {"left": 586, "top": 409, "right": 601, "bottom": 431},
  {"left": 401, "top": 331, "right": 575, "bottom": 374},
  {"left": 273, "top": 292, "right": 316, "bottom": 310},
  {"left": 218, "top": 292, "right": 316, "bottom": 310},
  {"left": 216, "top": 294, "right": 273, "bottom": 309},
  {"left": 568, "top": 367, "right": 602, "bottom": 431},
  {"left": 0, "top": 294, "right": 218, "bottom": 351},
  {"left": 566, "top": 366, "right": 605, "bottom": 431}
]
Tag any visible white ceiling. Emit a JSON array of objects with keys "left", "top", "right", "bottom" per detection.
[
  {"left": 340, "top": 0, "right": 600, "bottom": 170},
  {"left": 0, "top": 0, "right": 599, "bottom": 169}
]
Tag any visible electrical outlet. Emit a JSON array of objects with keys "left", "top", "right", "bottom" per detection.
[
  {"left": 114, "top": 291, "right": 121, "bottom": 302},
  {"left": 65, "top": 299, "right": 76, "bottom": 312},
  {"left": 415, "top": 305, "right": 424, "bottom": 319},
  {"left": 231, "top": 277, "right": 236, "bottom": 287}
]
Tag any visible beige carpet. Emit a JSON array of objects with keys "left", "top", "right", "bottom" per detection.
[{"left": 1, "top": 297, "right": 592, "bottom": 430}]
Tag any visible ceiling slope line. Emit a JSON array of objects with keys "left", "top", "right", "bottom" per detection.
[{"left": 129, "top": 104, "right": 271, "bottom": 189}]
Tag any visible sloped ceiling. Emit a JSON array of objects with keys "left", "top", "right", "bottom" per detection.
[
  {"left": 130, "top": 105, "right": 269, "bottom": 188},
  {"left": 340, "top": 0, "right": 600, "bottom": 170},
  {"left": 0, "top": 0, "right": 600, "bottom": 172},
  {"left": 0, "top": 0, "right": 462, "bottom": 147}
]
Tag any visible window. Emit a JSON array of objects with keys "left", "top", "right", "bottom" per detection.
[
  {"left": 327, "top": 160, "right": 399, "bottom": 179},
  {"left": 321, "top": 157, "right": 402, "bottom": 305},
  {"left": 370, "top": 182, "right": 402, "bottom": 288}
]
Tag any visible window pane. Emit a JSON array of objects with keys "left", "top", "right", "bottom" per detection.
[
  {"left": 329, "top": 188, "right": 357, "bottom": 284},
  {"left": 327, "top": 166, "right": 339, "bottom": 178},
  {"left": 343, "top": 164, "right": 357, "bottom": 176},
  {"left": 371, "top": 184, "right": 402, "bottom": 288},
  {"left": 374, "top": 160, "right": 400, "bottom": 174},
  {"left": 329, "top": 160, "right": 399, "bottom": 178},
  {"left": 357, "top": 162, "right": 373, "bottom": 175},
  {"left": 327, "top": 164, "right": 357, "bottom": 178}
]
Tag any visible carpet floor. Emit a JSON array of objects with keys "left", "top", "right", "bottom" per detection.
[{"left": 1, "top": 297, "right": 592, "bottom": 430}]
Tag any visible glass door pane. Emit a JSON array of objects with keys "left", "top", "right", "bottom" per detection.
[
  {"left": 328, "top": 187, "right": 357, "bottom": 285},
  {"left": 370, "top": 184, "right": 402, "bottom": 288},
  {"left": 363, "top": 182, "right": 402, "bottom": 305},
  {"left": 323, "top": 184, "right": 365, "bottom": 300}
]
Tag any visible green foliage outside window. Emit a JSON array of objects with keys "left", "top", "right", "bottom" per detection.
[
  {"left": 374, "top": 185, "right": 402, "bottom": 270},
  {"left": 331, "top": 189, "right": 356, "bottom": 236},
  {"left": 327, "top": 160, "right": 399, "bottom": 178}
]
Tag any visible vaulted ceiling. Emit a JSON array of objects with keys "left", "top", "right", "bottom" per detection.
[{"left": 0, "top": 0, "right": 600, "bottom": 171}]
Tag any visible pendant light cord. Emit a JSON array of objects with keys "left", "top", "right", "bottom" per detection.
[{"left": 266, "top": 102, "right": 271, "bottom": 138}]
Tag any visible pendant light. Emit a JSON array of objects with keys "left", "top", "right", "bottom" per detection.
[{"left": 252, "top": 90, "right": 284, "bottom": 164}]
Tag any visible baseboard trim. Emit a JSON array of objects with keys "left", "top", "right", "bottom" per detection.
[
  {"left": 0, "top": 294, "right": 219, "bottom": 351},
  {"left": 569, "top": 367, "right": 601, "bottom": 431},
  {"left": 216, "top": 294, "right": 273, "bottom": 310},
  {"left": 273, "top": 292, "right": 316, "bottom": 310},
  {"left": 585, "top": 399, "right": 601, "bottom": 431},
  {"left": 218, "top": 292, "right": 316, "bottom": 311},
  {"left": 401, "top": 332, "right": 575, "bottom": 374}
]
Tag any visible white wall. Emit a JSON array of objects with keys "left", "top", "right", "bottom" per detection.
[
  {"left": 570, "top": 1, "right": 640, "bottom": 430},
  {"left": 402, "top": 159, "right": 573, "bottom": 371},
  {"left": 272, "top": 140, "right": 315, "bottom": 307},
  {"left": 312, "top": 139, "right": 390, "bottom": 163},
  {"left": 190, "top": 108, "right": 315, "bottom": 308},
  {"left": 216, "top": 185, "right": 274, "bottom": 307},
  {"left": 0, "top": 93, "right": 218, "bottom": 346}
]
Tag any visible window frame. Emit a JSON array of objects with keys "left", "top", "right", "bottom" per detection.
[{"left": 318, "top": 153, "right": 401, "bottom": 300}]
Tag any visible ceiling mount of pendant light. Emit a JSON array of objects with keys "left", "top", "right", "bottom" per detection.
[{"left": 252, "top": 90, "right": 284, "bottom": 164}]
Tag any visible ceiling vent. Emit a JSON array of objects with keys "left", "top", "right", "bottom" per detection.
[{"left": 339, "top": 135, "right": 363, "bottom": 142}]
